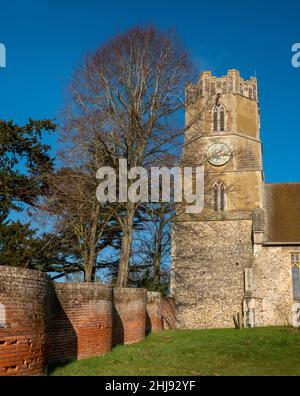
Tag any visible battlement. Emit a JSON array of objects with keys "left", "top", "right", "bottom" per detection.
[{"left": 187, "top": 69, "right": 258, "bottom": 104}]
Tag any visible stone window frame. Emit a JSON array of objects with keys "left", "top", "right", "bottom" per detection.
[
  {"left": 212, "top": 104, "right": 226, "bottom": 133},
  {"left": 212, "top": 181, "right": 226, "bottom": 212},
  {"left": 291, "top": 252, "right": 300, "bottom": 301}
]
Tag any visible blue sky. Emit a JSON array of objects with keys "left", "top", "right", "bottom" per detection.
[{"left": 0, "top": 0, "right": 299, "bottom": 182}]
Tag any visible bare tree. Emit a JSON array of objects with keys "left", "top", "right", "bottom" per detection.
[
  {"left": 63, "top": 26, "right": 204, "bottom": 287},
  {"left": 130, "top": 202, "right": 174, "bottom": 289},
  {"left": 39, "top": 167, "right": 121, "bottom": 281}
]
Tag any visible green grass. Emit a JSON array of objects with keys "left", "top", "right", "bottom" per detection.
[{"left": 48, "top": 327, "right": 300, "bottom": 376}]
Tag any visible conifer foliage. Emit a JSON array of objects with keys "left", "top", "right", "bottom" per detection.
[{"left": 0, "top": 119, "right": 56, "bottom": 267}]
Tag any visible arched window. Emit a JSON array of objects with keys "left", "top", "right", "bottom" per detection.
[
  {"left": 291, "top": 253, "right": 300, "bottom": 301},
  {"left": 220, "top": 183, "right": 225, "bottom": 211},
  {"left": 0, "top": 303, "right": 5, "bottom": 328},
  {"left": 213, "top": 182, "right": 226, "bottom": 212},
  {"left": 220, "top": 107, "right": 225, "bottom": 131},
  {"left": 213, "top": 105, "right": 226, "bottom": 132},
  {"left": 213, "top": 184, "right": 218, "bottom": 212},
  {"left": 213, "top": 110, "right": 218, "bottom": 132}
]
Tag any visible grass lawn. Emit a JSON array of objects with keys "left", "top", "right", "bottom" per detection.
[{"left": 48, "top": 327, "right": 300, "bottom": 376}]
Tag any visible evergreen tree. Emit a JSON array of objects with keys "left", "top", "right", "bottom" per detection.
[{"left": 0, "top": 119, "right": 56, "bottom": 267}]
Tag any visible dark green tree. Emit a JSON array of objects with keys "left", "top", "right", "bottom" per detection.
[{"left": 0, "top": 119, "right": 56, "bottom": 267}]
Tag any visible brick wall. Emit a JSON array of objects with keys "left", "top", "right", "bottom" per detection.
[
  {"left": 0, "top": 267, "right": 165, "bottom": 376},
  {"left": 46, "top": 283, "right": 113, "bottom": 364},
  {"left": 0, "top": 267, "right": 50, "bottom": 376},
  {"left": 113, "top": 288, "right": 147, "bottom": 345},
  {"left": 146, "top": 292, "right": 163, "bottom": 333},
  {"left": 161, "top": 297, "right": 176, "bottom": 330},
  {"left": 146, "top": 293, "right": 176, "bottom": 331}
]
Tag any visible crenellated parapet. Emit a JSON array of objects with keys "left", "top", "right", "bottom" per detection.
[{"left": 186, "top": 69, "right": 258, "bottom": 105}]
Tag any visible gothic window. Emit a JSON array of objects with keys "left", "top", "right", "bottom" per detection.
[
  {"left": 213, "top": 182, "right": 226, "bottom": 212},
  {"left": 214, "top": 184, "right": 218, "bottom": 212},
  {"left": 213, "top": 105, "right": 226, "bottom": 132},
  {"left": 213, "top": 110, "right": 218, "bottom": 133},
  {"left": 0, "top": 303, "right": 5, "bottom": 328},
  {"left": 291, "top": 253, "right": 300, "bottom": 301},
  {"left": 220, "top": 183, "right": 225, "bottom": 211},
  {"left": 220, "top": 108, "right": 225, "bottom": 131}
]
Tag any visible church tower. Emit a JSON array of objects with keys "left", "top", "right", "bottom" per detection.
[{"left": 171, "top": 69, "right": 264, "bottom": 328}]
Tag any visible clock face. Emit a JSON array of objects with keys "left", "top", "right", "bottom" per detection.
[{"left": 207, "top": 143, "right": 232, "bottom": 166}]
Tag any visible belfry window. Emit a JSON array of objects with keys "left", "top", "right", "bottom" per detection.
[
  {"left": 213, "top": 182, "right": 226, "bottom": 211},
  {"left": 213, "top": 110, "right": 218, "bottom": 132},
  {"left": 291, "top": 253, "right": 300, "bottom": 301},
  {"left": 213, "top": 105, "right": 226, "bottom": 132}
]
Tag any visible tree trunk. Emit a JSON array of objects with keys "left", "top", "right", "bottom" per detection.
[
  {"left": 85, "top": 263, "right": 96, "bottom": 282},
  {"left": 84, "top": 265, "right": 92, "bottom": 283},
  {"left": 84, "top": 203, "right": 100, "bottom": 282},
  {"left": 154, "top": 247, "right": 162, "bottom": 287},
  {"left": 154, "top": 219, "right": 164, "bottom": 286},
  {"left": 117, "top": 209, "right": 134, "bottom": 287}
]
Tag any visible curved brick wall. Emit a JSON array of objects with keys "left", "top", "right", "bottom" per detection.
[
  {"left": 161, "top": 297, "right": 176, "bottom": 329},
  {"left": 146, "top": 292, "right": 163, "bottom": 333},
  {"left": 113, "top": 288, "right": 147, "bottom": 345},
  {"left": 0, "top": 266, "right": 162, "bottom": 376},
  {"left": 0, "top": 266, "right": 50, "bottom": 376},
  {"left": 46, "top": 283, "right": 113, "bottom": 363}
]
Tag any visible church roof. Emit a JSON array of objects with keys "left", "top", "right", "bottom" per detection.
[{"left": 264, "top": 183, "right": 300, "bottom": 244}]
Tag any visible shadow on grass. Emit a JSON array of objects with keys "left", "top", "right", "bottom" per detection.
[
  {"left": 47, "top": 359, "right": 75, "bottom": 376},
  {"left": 47, "top": 327, "right": 300, "bottom": 376}
]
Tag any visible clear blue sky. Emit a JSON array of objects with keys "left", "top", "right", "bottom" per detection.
[{"left": 0, "top": 0, "right": 299, "bottom": 182}]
